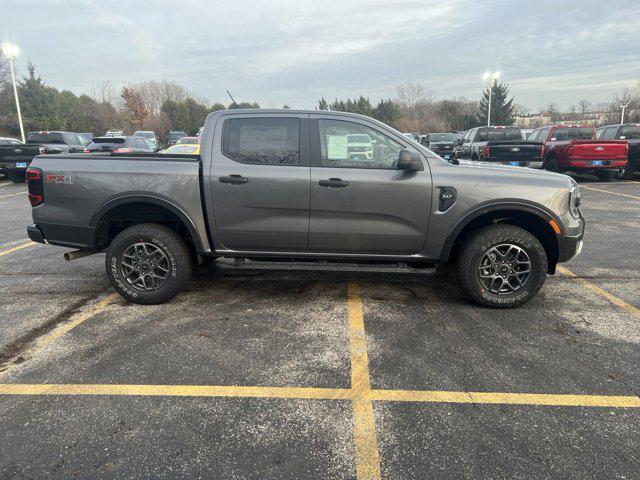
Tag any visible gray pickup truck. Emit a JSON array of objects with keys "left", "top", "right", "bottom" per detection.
[{"left": 26, "top": 110, "right": 584, "bottom": 308}]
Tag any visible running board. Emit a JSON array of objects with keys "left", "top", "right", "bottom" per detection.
[{"left": 227, "top": 258, "right": 437, "bottom": 274}]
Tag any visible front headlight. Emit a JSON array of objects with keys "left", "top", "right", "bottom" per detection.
[{"left": 569, "top": 186, "right": 582, "bottom": 219}]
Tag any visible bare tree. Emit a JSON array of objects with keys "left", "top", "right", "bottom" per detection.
[
  {"left": 396, "top": 82, "right": 433, "bottom": 109},
  {"left": 130, "top": 80, "right": 190, "bottom": 114},
  {"left": 577, "top": 99, "right": 592, "bottom": 113},
  {"left": 86, "top": 79, "right": 119, "bottom": 106}
]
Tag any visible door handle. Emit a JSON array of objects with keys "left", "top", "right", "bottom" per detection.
[
  {"left": 319, "top": 178, "right": 349, "bottom": 187},
  {"left": 219, "top": 174, "right": 249, "bottom": 184}
]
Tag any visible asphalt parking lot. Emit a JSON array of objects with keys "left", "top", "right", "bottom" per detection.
[{"left": 0, "top": 176, "right": 639, "bottom": 479}]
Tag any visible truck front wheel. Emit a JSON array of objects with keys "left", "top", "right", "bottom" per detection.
[
  {"left": 106, "top": 223, "right": 192, "bottom": 304},
  {"left": 455, "top": 224, "right": 548, "bottom": 308}
]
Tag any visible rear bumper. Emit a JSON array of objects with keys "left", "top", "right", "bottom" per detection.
[
  {"left": 27, "top": 224, "right": 46, "bottom": 244},
  {"left": 27, "top": 222, "right": 96, "bottom": 249},
  {"left": 562, "top": 159, "right": 627, "bottom": 170},
  {"left": 482, "top": 157, "right": 544, "bottom": 168}
]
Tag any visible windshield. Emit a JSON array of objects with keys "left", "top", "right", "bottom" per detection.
[
  {"left": 552, "top": 128, "right": 595, "bottom": 140},
  {"left": 26, "top": 132, "right": 65, "bottom": 144},
  {"left": 169, "top": 132, "right": 186, "bottom": 139},
  {"left": 619, "top": 125, "right": 640, "bottom": 140},
  {"left": 429, "top": 133, "right": 456, "bottom": 142},
  {"left": 475, "top": 127, "right": 522, "bottom": 141}
]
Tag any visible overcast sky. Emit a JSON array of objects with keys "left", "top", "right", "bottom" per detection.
[{"left": 2, "top": 0, "right": 639, "bottom": 111}]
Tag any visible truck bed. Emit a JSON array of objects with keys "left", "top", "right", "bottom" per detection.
[{"left": 27, "top": 152, "right": 209, "bottom": 252}]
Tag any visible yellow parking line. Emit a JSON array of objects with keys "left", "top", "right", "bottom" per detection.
[
  {"left": 0, "top": 191, "right": 27, "bottom": 199},
  {"left": 37, "top": 293, "right": 121, "bottom": 350},
  {"left": 581, "top": 186, "right": 640, "bottom": 200},
  {"left": 1, "top": 383, "right": 639, "bottom": 409},
  {"left": 348, "top": 283, "right": 382, "bottom": 480},
  {"left": 372, "top": 389, "right": 640, "bottom": 408},
  {"left": 0, "top": 383, "right": 352, "bottom": 400},
  {"left": 0, "top": 241, "right": 36, "bottom": 257},
  {"left": 557, "top": 265, "right": 640, "bottom": 319}
]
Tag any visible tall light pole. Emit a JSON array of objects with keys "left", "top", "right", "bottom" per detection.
[
  {"left": 2, "top": 43, "right": 25, "bottom": 143},
  {"left": 483, "top": 71, "right": 501, "bottom": 127},
  {"left": 620, "top": 100, "right": 632, "bottom": 125}
]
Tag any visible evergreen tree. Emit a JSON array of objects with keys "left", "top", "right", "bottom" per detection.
[
  {"left": 317, "top": 97, "right": 328, "bottom": 110},
  {"left": 479, "top": 80, "right": 514, "bottom": 126},
  {"left": 372, "top": 99, "right": 401, "bottom": 125}
]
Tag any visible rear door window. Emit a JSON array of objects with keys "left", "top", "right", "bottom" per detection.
[{"left": 223, "top": 117, "right": 300, "bottom": 165}]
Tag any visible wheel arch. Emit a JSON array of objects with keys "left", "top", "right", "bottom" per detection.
[
  {"left": 440, "top": 202, "right": 561, "bottom": 273},
  {"left": 90, "top": 195, "right": 205, "bottom": 254}
]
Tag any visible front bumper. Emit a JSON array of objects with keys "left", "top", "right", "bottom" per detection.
[{"left": 558, "top": 217, "right": 585, "bottom": 263}]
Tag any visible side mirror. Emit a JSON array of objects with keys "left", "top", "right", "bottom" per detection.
[
  {"left": 397, "top": 149, "right": 422, "bottom": 171},
  {"left": 458, "top": 138, "right": 464, "bottom": 145}
]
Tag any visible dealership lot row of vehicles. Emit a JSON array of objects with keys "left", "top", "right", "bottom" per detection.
[{"left": 2, "top": 123, "right": 638, "bottom": 184}]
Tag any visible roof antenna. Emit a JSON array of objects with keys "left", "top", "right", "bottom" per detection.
[{"left": 226, "top": 90, "right": 238, "bottom": 107}]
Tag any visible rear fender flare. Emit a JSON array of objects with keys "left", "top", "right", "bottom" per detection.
[{"left": 90, "top": 194, "right": 204, "bottom": 253}]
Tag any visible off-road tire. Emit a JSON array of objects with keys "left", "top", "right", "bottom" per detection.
[
  {"left": 7, "top": 170, "right": 25, "bottom": 183},
  {"left": 596, "top": 170, "right": 616, "bottom": 182},
  {"left": 455, "top": 224, "right": 548, "bottom": 308},
  {"left": 106, "top": 223, "right": 192, "bottom": 304}
]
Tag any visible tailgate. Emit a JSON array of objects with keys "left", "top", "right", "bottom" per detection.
[
  {"left": 486, "top": 142, "right": 542, "bottom": 160},
  {"left": 0, "top": 144, "right": 41, "bottom": 162},
  {"left": 571, "top": 140, "right": 627, "bottom": 159}
]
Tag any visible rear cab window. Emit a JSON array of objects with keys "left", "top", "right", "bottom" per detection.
[
  {"left": 27, "top": 132, "right": 65, "bottom": 144},
  {"left": 223, "top": 117, "right": 300, "bottom": 165},
  {"left": 474, "top": 127, "right": 522, "bottom": 141},
  {"left": 551, "top": 128, "right": 595, "bottom": 141}
]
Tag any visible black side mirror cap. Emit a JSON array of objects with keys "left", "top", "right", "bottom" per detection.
[{"left": 397, "top": 149, "right": 423, "bottom": 171}]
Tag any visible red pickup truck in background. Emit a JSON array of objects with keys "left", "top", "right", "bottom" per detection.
[{"left": 527, "top": 125, "right": 628, "bottom": 181}]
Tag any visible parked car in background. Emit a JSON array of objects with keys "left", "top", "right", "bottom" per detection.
[
  {"left": 134, "top": 130, "right": 160, "bottom": 150},
  {"left": 421, "top": 132, "right": 458, "bottom": 160},
  {"left": 0, "top": 131, "right": 88, "bottom": 182},
  {"left": 0, "top": 137, "right": 21, "bottom": 146},
  {"left": 197, "top": 127, "right": 204, "bottom": 136},
  {"left": 176, "top": 136, "right": 201, "bottom": 145},
  {"left": 530, "top": 125, "right": 628, "bottom": 181},
  {"left": 596, "top": 123, "right": 640, "bottom": 179},
  {"left": 161, "top": 143, "right": 200, "bottom": 155},
  {"left": 346, "top": 133, "right": 373, "bottom": 160},
  {"left": 0, "top": 137, "right": 23, "bottom": 179},
  {"left": 454, "top": 126, "right": 543, "bottom": 168},
  {"left": 83, "top": 136, "right": 158, "bottom": 153},
  {"left": 166, "top": 130, "right": 188, "bottom": 146},
  {"left": 27, "top": 109, "right": 584, "bottom": 309},
  {"left": 105, "top": 130, "right": 124, "bottom": 137}
]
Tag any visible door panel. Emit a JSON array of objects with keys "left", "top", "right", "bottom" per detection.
[
  {"left": 210, "top": 115, "right": 310, "bottom": 252},
  {"left": 309, "top": 167, "right": 431, "bottom": 254},
  {"left": 308, "top": 117, "right": 431, "bottom": 255}
]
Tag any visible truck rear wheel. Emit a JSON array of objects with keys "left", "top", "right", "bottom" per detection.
[
  {"left": 106, "top": 223, "right": 192, "bottom": 304},
  {"left": 7, "top": 170, "right": 26, "bottom": 183},
  {"left": 455, "top": 224, "right": 548, "bottom": 308}
]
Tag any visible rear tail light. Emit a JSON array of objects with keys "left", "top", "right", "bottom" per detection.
[
  {"left": 481, "top": 145, "right": 490, "bottom": 157},
  {"left": 38, "top": 146, "right": 46, "bottom": 154},
  {"left": 83, "top": 148, "right": 90, "bottom": 153},
  {"left": 112, "top": 147, "right": 132, "bottom": 153},
  {"left": 26, "top": 167, "right": 44, "bottom": 207}
]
